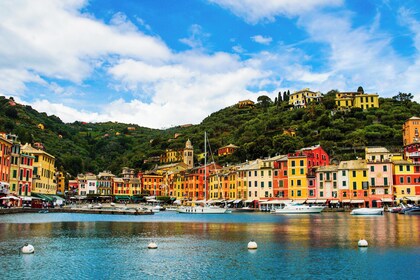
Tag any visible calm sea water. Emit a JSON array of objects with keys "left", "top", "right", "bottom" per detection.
[{"left": 0, "top": 212, "right": 418, "bottom": 280}]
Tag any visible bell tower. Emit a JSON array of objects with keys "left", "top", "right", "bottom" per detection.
[{"left": 183, "top": 139, "right": 194, "bottom": 169}]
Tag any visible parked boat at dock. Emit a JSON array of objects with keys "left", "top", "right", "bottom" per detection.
[
  {"left": 272, "top": 203, "right": 325, "bottom": 214},
  {"left": 350, "top": 208, "right": 384, "bottom": 215}
]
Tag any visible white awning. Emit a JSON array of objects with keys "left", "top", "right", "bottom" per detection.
[
  {"left": 316, "top": 199, "right": 327, "bottom": 203},
  {"left": 19, "top": 196, "right": 34, "bottom": 201},
  {"left": 306, "top": 199, "right": 316, "bottom": 203},
  {"left": 0, "top": 195, "right": 19, "bottom": 200},
  {"left": 330, "top": 200, "right": 339, "bottom": 204},
  {"left": 404, "top": 196, "right": 420, "bottom": 201},
  {"left": 342, "top": 199, "right": 351, "bottom": 203},
  {"left": 173, "top": 200, "right": 181, "bottom": 205},
  {"left": 244, "top": 199, "right": 253, "bottom": 203},
  {"left": 259, "top": 199, "right": 269, "bottom": 202},
  {"left": 293, "top": 199, "right": 306, "bottom": 203},
  {"left": 350, "top": 200, "right": 365, "bottom": 204},
  {"left": 233, "top": 199, "right": 242, "bottom": 203},
  {"left": 381, "top": 198, "right": 393, "bottom": 202}
]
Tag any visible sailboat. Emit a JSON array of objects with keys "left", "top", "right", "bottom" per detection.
[{"left": 177, "top": 132, "right": 228, "bottom": 214}]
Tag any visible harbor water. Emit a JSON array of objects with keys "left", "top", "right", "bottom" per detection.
[{"left": 0, "top": 212, "right": 419, "bottom": 279}]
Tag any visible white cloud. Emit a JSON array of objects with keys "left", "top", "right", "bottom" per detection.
[
  {"left": 208, "top": 0, "right": 343, "bottom": 23},
  {"left": 251, "top": 35, "right": 272, "bottom": 45},
  {"left": 0, "top": 0, "right": 171, "bottom": 92},
  {"left": 179, "top": 24, "right": 210, "bottom": 49}
]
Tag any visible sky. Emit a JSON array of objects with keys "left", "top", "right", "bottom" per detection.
[{"left": 0, "top": 0, "right": 419, "bottom": 129}]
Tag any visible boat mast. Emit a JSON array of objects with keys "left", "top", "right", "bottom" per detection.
[{"left": 204, "top": 131, "right": 207, "bottom": 202}]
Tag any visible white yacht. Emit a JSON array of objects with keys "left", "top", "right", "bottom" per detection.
[
  {"left": 272, "top": 203, "right": 325, "bottom": 214},
  {"left": 176, "top": 205, "right": 227, "bottom": 214},
  {"left": 350, "top": 208, "right": 384, "bottom": 215}
]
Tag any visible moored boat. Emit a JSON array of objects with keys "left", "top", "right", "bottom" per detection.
[
  {"left": 350, "top": 208, "right": 384, "bottom": 215},
  {"left": 176, "top": 205, "right": 227, "bottom": 214},
  {"left": 404, "top": 206, "right": 420, "bottom": 215},
  {"left": 272, "top": 203, "right": 325, "bottom": 214}
]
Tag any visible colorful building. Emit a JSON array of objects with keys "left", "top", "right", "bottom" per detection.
[
  {"left": 338, "top": 159, "right": 369, "bottom": 207},
  {"left": 289, "top": 88, "right": 322, "bottom": 109},
  {"left": 97, "top": 171, "right": 115, "bottom": 196},
  {"left": 273, "top": 155, "right": 288, "bottom": 199},
  {"left": 287, "top": 154, "right": 308, "bottom": 201},
  {"left": 217, "top": 144, "right": 239, "bottom": 157},
  {"left": 0, "top": 135, "right": 12, "bottom": 195},
  {"left": 393, "top": 158, "right": 418, "bottom": 203},
  {"left": 315, "top": 165, "right": 338, "bottom": 203},
  {"left": 21, "top": 143, "right": 56, "bottom": 195},
  {"left": 402, "top": 116, "right": 420, "bottom": 147},
  {"left": 335, "top": 89, "right": 379, "bottom": 111}
]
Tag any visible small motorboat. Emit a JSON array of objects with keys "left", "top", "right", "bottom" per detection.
[
  {"left": 404, "top": 206, "right": 420, "bottom": 215},
  {"left": 350, "top": 208, "right": 384, "bottom": 215}
]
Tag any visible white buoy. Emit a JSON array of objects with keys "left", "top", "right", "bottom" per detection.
[
  {"left": 21, "top": 244, "right": 35, "bottom": 254},
  {"left": 248, "top": 240, "right": 258, "bottom": 250},
  {"left": 358, "top": 239, "right": 368, "bottom": 247},
  {"left": 148, "top": 242, "right": 158, "bottom": 249}
]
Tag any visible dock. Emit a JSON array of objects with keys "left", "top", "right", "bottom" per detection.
[{"left": 0, "top": 207, "right": 154, "bottom": 215}]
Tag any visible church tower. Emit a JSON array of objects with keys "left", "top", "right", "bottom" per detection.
[{"left": 183, "top": 139, "right": 194, "bottom": 169}]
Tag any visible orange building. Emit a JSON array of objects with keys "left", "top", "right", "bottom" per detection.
[{"left": 403, "top": 116, "right": 420, "bottom": 146}]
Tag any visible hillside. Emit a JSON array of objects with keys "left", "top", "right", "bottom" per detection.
[{"left": 0, "top": 93, "right": 418, "bottom": 177}]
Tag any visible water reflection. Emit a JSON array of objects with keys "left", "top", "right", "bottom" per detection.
[{"left": 0, "top": 213, "right": 419, "bottom": 279}]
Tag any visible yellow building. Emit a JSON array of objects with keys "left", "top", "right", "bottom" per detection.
[
  {"left": 238, "top": 99, "right": 255, "bottom": 109},
  {"left": 337, "top": 159, "right": 369, "bottom": 205},
  {"left": 21, "top": 143, "right": 56, "bottom": 195},
  {"left": 289, "top": 88, "right": 322, "bottom": 109},
  {"left": 392, "top": 159, "right": 416, "bottom": 202},
  {"left": 287, "top": 155, "right": 308, "bottom": 200},
  {"left": 336, "top": 90, "right": 379, "bottom": 111},
  {"left": 402, "top": 116, "right": 420, "bottom": 146},
  {"left": 160, "top": 139, "right": 194, "bottom": 169},
  {"left": 55, "top": 171, "right": 66, "bottom": 195},
  {"left": 173, "top": 172, "right": 187, "bottom": 201}
]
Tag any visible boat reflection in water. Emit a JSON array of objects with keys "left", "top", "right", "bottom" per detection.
[{"left": 350, "top": 207, "right": 384, "bottom": 215}]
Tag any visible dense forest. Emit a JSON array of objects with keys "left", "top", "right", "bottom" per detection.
[{"left": 0, "top": 90, "right": 418, "bottom": 178}]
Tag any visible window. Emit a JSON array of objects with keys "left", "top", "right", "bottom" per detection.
[
  {"left": 333, "top": 173, "right": 337, "bottom": 180},
  {"left": 383, "top": 165, "right": 387, "bottom": 172},
  {"left": 384, "top": 177, "right": 388, "bottom": 186},
  {"left": 292, "top": 169, "right": 295, "bottom": 175},
  {"left": 261, "top": 182, "right": 264, "bottom": 188},
  {"left": 283, "top": 170, "right": 287, "bottom": 176},
  {"left": 274, "top": 171, "right": 278, "bottom": 176},
  {"left": 353, "top": 191, "right": 357, "bottom": 197},
  {"left": 291, "top": 161, "right": 296, "bottom": 167},
  {"left": 297, "top": 190, "right": 301, "bottom": 196},
  {"left": 255, "top": 191, "right": 257, "bottom": 197},
  {"left": 254, "top": 171, "right": 257, "bottom": 176},
  {"left": 363, "top": 191, "right": 368, "bottom": 197},
  {"left": 399, "top": 166, "right": 403, "bottom": 172},
  {"left": 254, "top": 181, "right": 257, "bottom": 187},
  {"left": 320, "top": 182, "right": 323, "bottom": 188},
  {"left": 400, "top": 177, "right": 404, "bottom": 184},
  {"left": 353, "top": 182, "right": 357, "bottom": 190},
  {"left": 343, "top": 192, "right": 347, "bottom": 197},
  {"left": 407, "top": 177, "right": 411, "bottom": 184},
  {"left": 363, "top": 170, "right": 367, "bottom": 177},
  {"left": 342, "top": 170, "right": 346, "bottom": 176},
  {"left": 279, "top": 180, "right": 283, "bottom": 187},
  {"left": 320, "top": 173, "right": 323, "bottom": 180},
  {"left": 268, "top": 182, "right": 272, "bottom": 188},
  {"left": 297, "top": 180, "right": 301, "bottom": 186},
  {"left": 300, "top": 160, "right": 304, "bottom": 166},
  {"left": 326, "top": 172, "right": 330, "bottom": 181},
  {"left": 300, "top": 169, "right": 304, "bottom": 175},
  {"left": 342, "top": 181, "right": 346, "bottom": 187},
  {"left": 261, "top": 171, "right": 264, "bottom": 177},
  {"left": 371, "top": 178, "right": 375, "bottom": 186},
  {"left": 370, "top": 166, "right": 374, "bottom": 172},
  {"left": 320, "top": 191, "right": 324, "bottom": 197},
  {"left": 309, "top": 190, "right": 314, "bottom": 196},
  {"left": 406, "top": 166, "right": 410, "bottom": 172}
]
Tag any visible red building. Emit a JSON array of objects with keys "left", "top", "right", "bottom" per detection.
[
  {"left": 273, "top": 155, "right": 288, "bottom": 198},
  {"left": 0, "top": 135, "right": 12, "bottom": 195},
  {"left": 299, "top": 145, "right": 330, "bottom": 168},
  {"left": 217, "top": 144, "right": 239, "bottom": 157}
]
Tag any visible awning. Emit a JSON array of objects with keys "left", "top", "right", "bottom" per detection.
[
  {"left": 316, "top": 199, "right": 327, "bottom": 203},
  {"left": 0, "top": 195, "right": 19, "bottom": 200},
  {"left": 381, "top": 198, "right": 393, "bottom": 203},
  {"left": 342, "top": 199, "right": 351, "bottom": 203},
  {"left": 293, "top": 199, "right": 306, "bottom": 203},
  {"left": 350, "top": 200, "right": 365, "bottom": 204},
  {"left": 306, "top": 199, "right": 316, "bottom": 203},
  {"left": 244, "top": 199, "right": 253, "bottom": 203},
  {"left": 173, "top": 200, "right": 181, "bottom": 205},
  {"left": 115, "top": 195, "right": 130, "bottom": 200},
  {"left": 404, "top": 196, "right": 420, "bottom": 201},
  {"left": 259, "top": 199, "right": 269, "bottom": 202},
  {"left": 330, "top": 200, "right": 339, "bottom": 204},
  {"left": 226, "top": 200, "right": 234, "bottom": 203},
  {"left": 32, "top": 193, "right": 54, "bottom": 201},
  {"left": 233, "top": 199, "right": 242, "bottom": 203}
]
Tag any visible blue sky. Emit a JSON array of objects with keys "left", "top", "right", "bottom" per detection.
[{"left": 0, "top": 0, "right": 419, "bottom": 128}]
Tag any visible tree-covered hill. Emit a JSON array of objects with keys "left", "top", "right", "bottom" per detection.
[{"left": 0, "top": 92, "right": 418, "bottom": 177}]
